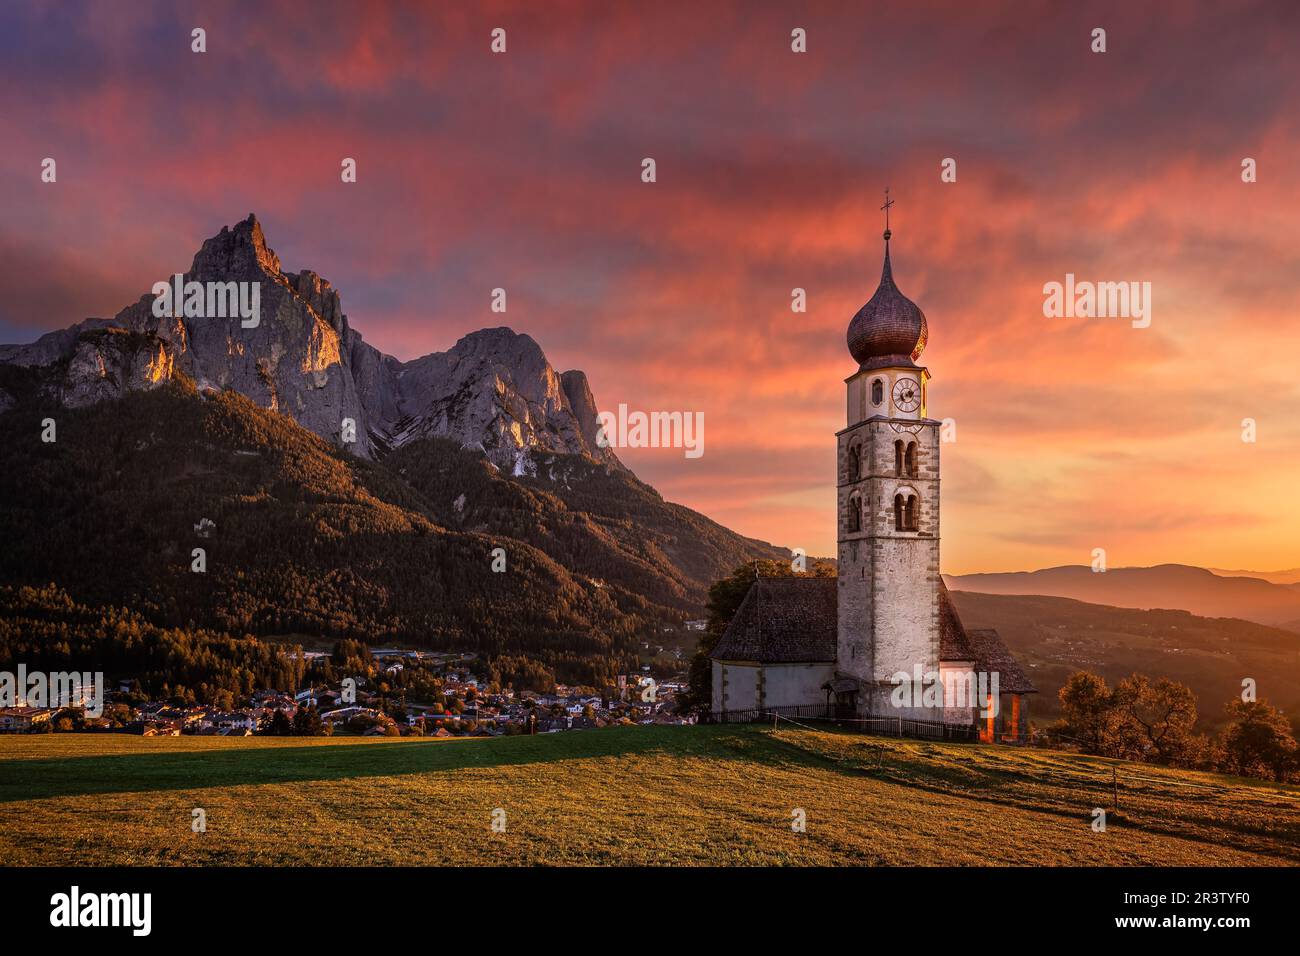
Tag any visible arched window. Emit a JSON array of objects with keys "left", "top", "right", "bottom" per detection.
[
  {"left": 894, "top": 440, "right": 904, "bottom": 476},
  {"left": 905, "top": 441, "right": 918, "bottom": 477},
  {"left": 847, "top": 444, "right": 860, "bottom": 481},
  {"left": 848, "top": 494, "right": 862, "bottom": 533},
  {"left": 871, "top": 379, "right": 884, "bottom": 406},
  {"left": 895, "top": 493, "right": 919, "bottom": 531}
]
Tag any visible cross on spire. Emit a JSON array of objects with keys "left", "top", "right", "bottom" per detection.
[{"left": 881, "top": 187, "right": 894, "bottom": 239}]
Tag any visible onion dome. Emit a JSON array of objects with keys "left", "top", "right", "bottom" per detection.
[{"left": 846, "top": 229, "right": 928, "bottom": 368}]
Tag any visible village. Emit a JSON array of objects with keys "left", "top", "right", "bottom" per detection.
[{"left": 0, "top": 646, "right": 692, "bottom": 737}]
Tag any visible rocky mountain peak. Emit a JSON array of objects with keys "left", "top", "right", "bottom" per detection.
[
  {"left": 190, "top": 213, "right": 283, "bottom": 282},
  {"left": 560, "top": 369, "right": 605, "bottom": 456},
  {"left": 366, "top": 325, "right": 622, "bottom": 471},
  {"left": 1, "top": 216, "right": 623, "bottom": 475}
]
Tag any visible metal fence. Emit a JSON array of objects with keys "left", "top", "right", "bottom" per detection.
[
  {"left": 705, "top": 704, "right": 832, "bottom": 724},
  {"left": 705, "top": 705, "right": 982, "bottom": 742},
  {"left": 849, "top": 715, "right": 980, "bottom": 742}
]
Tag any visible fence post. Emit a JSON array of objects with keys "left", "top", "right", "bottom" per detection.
[{"left": 1112, "top": 767, "right": 1119, "bottom": 811}]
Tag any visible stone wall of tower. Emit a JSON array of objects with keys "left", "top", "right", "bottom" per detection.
[
  {"left": 837, "top": 421, "right": 875, "bottom": 688},
  {"left": 864, "top": 417, "right": 941, "bottom": 716},
  {"left": 837, "top": 397, "right": 942, "bottom": 718}
]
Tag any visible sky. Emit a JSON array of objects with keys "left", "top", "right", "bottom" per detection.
[{"left": 2, "top": 0, "right": 1298, "bottom": 574}]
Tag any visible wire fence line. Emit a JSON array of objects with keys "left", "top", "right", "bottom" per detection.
[{"left": 704, "top": 705, "right": 985, "bottom": 742}]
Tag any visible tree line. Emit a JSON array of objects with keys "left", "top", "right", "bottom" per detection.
[{"left": 0, "top": 584, "right": 305, "bottom": 707}]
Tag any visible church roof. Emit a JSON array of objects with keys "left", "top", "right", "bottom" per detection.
[
  {"left": 709, "top": 576, "right": 837, "bottom": 663},
  {"left": 939, "top": 581, "right": 974, "bottom": 660},
  {"left": 711, "top": 575, "right": 1036, "bottom": 694},
  {"left": 940, "top": 581, "right": 1037, "bottom": 694},
  {"left": 964, "top": 628, "right": 1037, "bottom": 695}
]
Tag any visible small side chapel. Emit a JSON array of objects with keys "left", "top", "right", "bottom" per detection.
[{"left": 710, "top": 201, "right": 1035, "bottom": 740}]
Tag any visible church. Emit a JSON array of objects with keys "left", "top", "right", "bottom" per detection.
[{"left": 710, "top": 207, "right": 1035, "bottom": 742}]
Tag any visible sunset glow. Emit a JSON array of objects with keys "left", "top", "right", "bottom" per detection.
[{"left": 3, "top": 0, "right": 1297, "bottom": 572}]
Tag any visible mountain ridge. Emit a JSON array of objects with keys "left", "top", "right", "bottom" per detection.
[{"left": 0, "top": 214, "right": 620, "bottom": 474}]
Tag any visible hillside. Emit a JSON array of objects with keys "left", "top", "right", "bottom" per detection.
[
  {"left": 1, "top": 726, "right": 1296, "bottom": 866},
  {"left": 0, "top": 378, "right": 778, "bottom": 687},
  {"left": 945, "top": 564, "right": 1300, "bottom": 629},
  {"left": 949, "top": 590, "right": 1300, "bottom": 726},
  {"left": 383, "top": 437, "right": 778, "bottom": 611}
]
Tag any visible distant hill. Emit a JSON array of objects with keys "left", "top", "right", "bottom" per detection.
[
  {"left": 945, "top": 564, "right": 1300, "bottom": 629},
  {"left": 3, "top": 726, "right": 1296, "bottom": 866},
  {"left": 948, "top": 590, "right": 1300, "bottom": 727},
  {"left": 1209, "top": 567, "right": 1300, "bottom": 586}
]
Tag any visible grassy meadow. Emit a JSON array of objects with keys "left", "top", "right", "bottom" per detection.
[{"left": 1, "top": 725, "right": 1297, "bottom": 866}]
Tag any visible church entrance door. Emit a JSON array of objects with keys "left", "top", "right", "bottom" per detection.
[{"left": 834, "top": 692, "right": 857, "bottom": 721}]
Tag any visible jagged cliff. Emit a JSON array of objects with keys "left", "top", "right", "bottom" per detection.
[{"left": 0, "top": 215, "right": 621, "bottom": 473}]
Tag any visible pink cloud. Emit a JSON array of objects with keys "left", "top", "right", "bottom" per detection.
[{"left": 2, "top": 0, "right": 1297, "bottom": 572}]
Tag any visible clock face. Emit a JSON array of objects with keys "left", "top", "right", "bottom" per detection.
[{"left": 892, "top": 377, "right": 921, "bottom": 412}]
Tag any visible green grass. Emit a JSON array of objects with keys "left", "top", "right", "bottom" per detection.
[{"left": 1, "top": 726, "right": 1297, "bottom": 865}]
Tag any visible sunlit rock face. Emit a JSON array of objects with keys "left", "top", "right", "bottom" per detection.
[
  {"left": 0, "top": 216, "right": 623, "bottom": 474},
  {"left": 362, "top": 327, "right": 621, "bottom": 471},
  {"left": 109, "top": 214, "right": 367, "bottom": 448},
  {"left": 41, "top": 327, "right": 174, "bottom": 407}
]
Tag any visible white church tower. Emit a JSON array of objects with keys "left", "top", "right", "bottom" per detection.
[
  {"left": 836, "top": 194, "right": 942, "bottom": 718},
  {"left": 711, "top": 194, "right": 1033, "bottom": 731}
]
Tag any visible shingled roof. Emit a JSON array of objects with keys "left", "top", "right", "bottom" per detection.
[
  {"left": 963, "top": 628, "right": 1036, "bottom": 694},
  {"left": 709, "top": 576, "right": 837, "bottom": 663},
  {"left": 709, "top": 575, "right": 1035, "bottom": 694},
  {"left": 940, "top": 581, "right": 1036, "bottom": 694},
  {"left": 939, "top": 580, "right": 975, "bottom": 661}
]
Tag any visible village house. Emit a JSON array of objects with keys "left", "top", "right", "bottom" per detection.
[
  {"left": 320, "top": 706, "right": 379, "bottom": 726},
  {"left": 199, "top": 711, "right": 258, "bottom": 732},
  {"left": 0, "top": 707, "right": 54, "bottom": 733}
]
